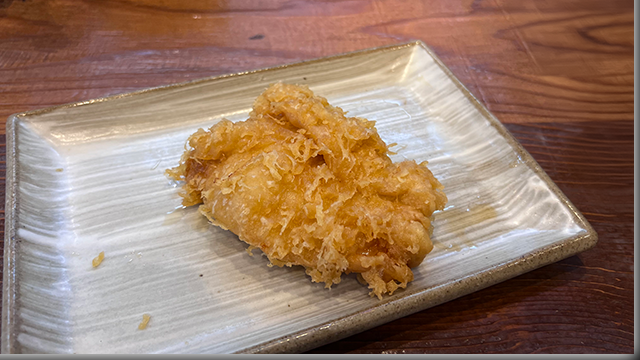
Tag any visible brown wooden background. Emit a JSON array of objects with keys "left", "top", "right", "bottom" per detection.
[{"left": 0, "top": 0, "right": 634, "bottom": 354}]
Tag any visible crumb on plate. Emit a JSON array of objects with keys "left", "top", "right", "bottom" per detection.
[
  {"left": 92, "top": 251, "right": 105, "bottom": 268},
  {"left": 138, "top": 314, "right": 151, "bottom": 330}
]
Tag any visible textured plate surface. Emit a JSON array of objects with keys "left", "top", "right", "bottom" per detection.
[{"left": 2, "top": 41, "right": 597, "bottom": 354}]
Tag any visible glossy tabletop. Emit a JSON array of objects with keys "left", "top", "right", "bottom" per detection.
[{"left": 0, "top": 0, "right": 633, "bottom": 354}]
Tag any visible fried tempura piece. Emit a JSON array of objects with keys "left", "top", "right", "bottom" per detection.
[{"left": 167, "top": 83, "right": 447, "bottom": 298}]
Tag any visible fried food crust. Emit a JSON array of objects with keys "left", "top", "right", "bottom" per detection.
[{"left": 167, "top": 83, "right": 447, "bottom": 298}]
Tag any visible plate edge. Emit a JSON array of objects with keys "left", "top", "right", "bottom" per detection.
[
  {"left": 9, "top": 40, "right": 421, "bottom": 120},
  {"left": 2, "top": 115, "right": 20, "bottom": 354}
]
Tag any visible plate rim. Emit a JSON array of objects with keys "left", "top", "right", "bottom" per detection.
[{"left": 1, "top": 40, "right": 598, "bottom": 354}]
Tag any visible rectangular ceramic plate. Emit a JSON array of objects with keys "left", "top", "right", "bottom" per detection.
[{"left": 2, "top": 41, "right": 597, "bottom": 354}]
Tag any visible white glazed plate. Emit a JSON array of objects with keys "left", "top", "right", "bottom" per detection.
[{"left": 2, "top": 41, "right": 597, "bottom": 354}]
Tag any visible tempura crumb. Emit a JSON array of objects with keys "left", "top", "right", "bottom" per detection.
[
  {"left": 138, "top": 314, "right": 151, "bottom": 330},
  {"left": 92, "top": 251, "right": 105, "bottom": 268}
]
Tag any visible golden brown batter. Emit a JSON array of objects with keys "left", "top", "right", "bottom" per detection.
[{"left": 167, "top": 83, "right": 447, "bottom": 298}]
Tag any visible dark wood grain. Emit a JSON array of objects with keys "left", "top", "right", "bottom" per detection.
[{"left": 0, "top": 0, "right": 633, "bottom": 354}]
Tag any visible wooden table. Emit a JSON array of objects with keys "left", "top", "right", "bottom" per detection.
[{"left": 0, "top": 0, "right": 633, "bottom": 354}]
